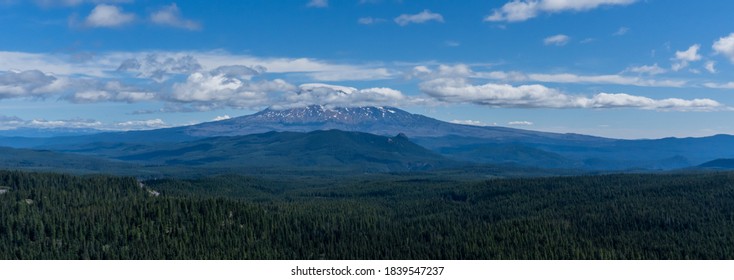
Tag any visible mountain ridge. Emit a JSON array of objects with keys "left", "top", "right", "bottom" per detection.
[{"left": 2, "top": 105, "right": 734, "bottom": 171}]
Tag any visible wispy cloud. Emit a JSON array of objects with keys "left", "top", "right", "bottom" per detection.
[
  {"left": 704, "top": 61, "right": 717, "bottom": 73},
  {"left": 485, "top": 0, "right": 637, "bottom": 22},
  {"left": 544, "top": 34, "right": 570, "bottom": 46},
  {"left": 444, "top": 41, "right": 460, "bottom": 47},
  {"left": 508, "top": 121, "right": 533, "bottom": 126},
  {"left": 703, "top": 82, "right": 734, "bottom": 89},
  {"left": 34, "top": 0, "right": 132, "bottom": 8},
  {"left": 613, "top": 26, "right": 629, "bottom": 36},
  {"left": 306, "top": 0, "right": 328, "bottom": 8},
  {"left": 394, "top": 10, "right": 444, "bottom": 26},
  {"left": 625, "top": 64, "right": 667, "bottom": 75},
  {"left": 150, "top": 3, "right": 201, "bottom": 30},
  {"left": 0, "top": 114, "right": 172, "bottom": 131},
  {"left": 358, "top": 17, "right": 387, "bottom": 25},
  {"left": 450, "top": 120, "right": 491, "bottom": 126},
  {"left": 413, "top": 64, "right": 687, "bottom": 88},
  {"left": 419, "top": 77, "right": 722, "bottom": 111},
  {"left": 114, "top": 118, "right": 169, "bottom": 130}
]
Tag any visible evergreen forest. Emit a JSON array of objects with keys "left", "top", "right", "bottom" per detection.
[{"left": 1, "top": 170, "right": 733, "bottom": 259}]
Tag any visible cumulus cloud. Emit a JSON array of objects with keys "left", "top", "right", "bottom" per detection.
[
  {"left": 150, "top": 3, "right": 201, "bottom": 30},
  {"left": 485, "top": 0, "right": 637, "bottom": 22},
  {"left": 0, "top": 70, "right": 67, "bottom": 99},
  {"left": 306, "top": 0, "right": 328, "bottom": 8},
  {"left": 285, "top": 83, "right": 407, "bottom": 108},
  {"left": 626, "top": 64, "right": 667, "bottom": 75},
  {"left": 713, "top": 33, "right": 734, "bottom": 63},
  {"left": 169, "top": 65, "right": 295, "bottom": 109},
  {"left": 116, "top": 54, "right": 202, "bottom": 82},
  {"left": 672, "top": 44, "right": 702, "bottom": 71},
  {"left": 394, "top": 10, "right": 444, "bottom": 26},
  {"left": 419, "top": 77, "right": 722, "bottom": 111},
  {"left": 544, "top": 34, "right": 570, "bottom": 46},
  {"left": 85, "top": 4, "right": 135, "bottom": 27}
]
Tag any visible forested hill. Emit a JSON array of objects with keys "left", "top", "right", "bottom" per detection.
[{"left": 2, "top": 170, "right": 734, "bottom": 259}]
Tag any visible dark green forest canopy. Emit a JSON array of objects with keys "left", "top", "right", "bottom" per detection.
[{"left": 1, "top": 170, "right": 733, "bottom": 259}]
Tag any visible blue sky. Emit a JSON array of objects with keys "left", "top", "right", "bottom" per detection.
[{"left": 1, "top": 0, "right": 734, "bottom": 138}]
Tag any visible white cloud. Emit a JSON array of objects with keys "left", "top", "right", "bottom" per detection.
[
  {"left": 508, "top": 121, "right": 533, "bottom": 126},
  {"left": 672, "top": 44, "right": 702, "bottom": 71},
  {"left": 0, "top": 70, "right": 66, "bottom": 99},
  {"left": 0, "top": 51, "right": 116, "bottom": 77},
  {"left": 29, "top": 118, "right": 102, "bottom": 129},
  {"left": 450, "top": 120, "right": 488, "bottom": 126},
  {"left": 445, "top": 41, "right": 461, "bottom": 47},
  {"left": 713, "top": 33, "right": 734, "bottom": 63},
  {"left": 150, "top": 3, "right": 201, "bottom": 30},
  {"left": 116, "top": 54, "right": 203, "bottom": 82},
  {"left": 412, "top": 64, "right": 686, "bottom": 88},
  {"left": 0, "top": 50, "right": 396, "bottom": 83},
  {"left": 358, "top": 17, "right": 387, "bottom": 25},
  {"left": 212, "top": 115, "right": 231, "bottom": 121},
  {"left": 169, "top": 66, "right": 296, "bottom": 110},
  {"left": 703, "top": 82, "right": 734, "bottom": 89},
  {"left": 285, "top": 83, "right": 408, "bottom": 108},
  {"left": 306, "top": 0, "right": 328, "bottom": 8},
  {"left": 394, "top": 10, "right": 444, "bottom": 26},
  {"left": 613, "top": 27, "right": 629, "bottom": 36},
  {"left": 485, "top": 0, "right": 637, "bottom": 22},
  {"left": 85, "top": 4, "right": 135, "bottom": 27},
  {"left": 0, "top": 116, "right": 101, "bottom": 130},
  {"left": 524, "top": 73, "right": 685, "bottom": 87},
  {"left": 0, "top": 114, "right": 176, "bottom": 131},
  {"left": 544, "top": 34, "right": 570, "bottom": 46},
  {"left": 114, "top": 119, "right": 169, "bottom": 130},
  {"left": 705, "top": 61, "right": 717, "bottom": 74},
  {"left": 626, "top": 64, "right": 667, "bottom": 75},
  {"left": 307, "top": 67, "right": 394, "bottom": 82},
  {"left": 580, "top": 38, "right": 596, "bottom": 44},
  {"left": 419, "top": 77, "right": 722, "bottom": 111},
  {"left": 67, "top": 81, "right": 156, "bottom": 103}
]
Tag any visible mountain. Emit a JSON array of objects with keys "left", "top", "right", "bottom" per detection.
[
  {"left": 698, "top": 158, "right": 734, "bottom": 169},
  {"left": 177, "top": 106, "right": 734, "bottom": 170},
  {"left": 63, "top": 130, "right": 453, "bottom": 173},
  {"left": 0, "top": 146, "right": 145, "bottom": 175},
  {"left": 182, "top": 105, "right": 605, "bottom": 143},
  {"left": 2, "top": 105, "right": 734, "bottom": 171}
]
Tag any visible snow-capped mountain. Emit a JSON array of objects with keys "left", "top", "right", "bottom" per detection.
[{"left": 182, "top": 105, "right": 600, "bottom": 143}]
